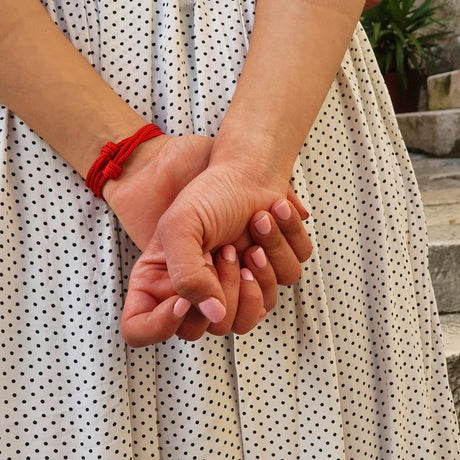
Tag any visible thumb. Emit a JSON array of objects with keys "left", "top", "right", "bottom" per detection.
[{"left": 156, "top": 211, "right": 227, "bottom": 324}]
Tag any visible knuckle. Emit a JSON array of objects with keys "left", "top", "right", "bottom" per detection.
[
  {"left": 170, "top": 269, "right": 203, "bottom": 300},
  {"left": 177, "top": 326, "right": 206, "bottom": 342},
  {"left": 260, "top": 232, "right": 285, "bottom": 254},
  {"left": 296, "top": 238, "right": 313, "bottom": 262},
  {"left": 122, "top": 327, "right": 170, "bottom": 348},
  {"left": 207, "top": 322, "right": 232, "bottom": 336},
  {"left": 276, "top": 263, "right": 302, "bottom": 286},
  {"left": 263, "top": 290, "right": 278, "bottom": 310}
]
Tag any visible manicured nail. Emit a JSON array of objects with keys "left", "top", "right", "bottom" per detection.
[
  {"left": 254, "top": 214, "right": 271, "bottom": 235},
  {"left": 222, "top": 245, "right": 236, "bottom": 263},
  {"left": 173, "top": 298, "right": 192, "bottom": 318},
  {"left": 240, "top": 268, "right": 254, "bottom": 281},
  {"left": 250, "top": 247, "right": 267, "bottom": 269},
  {"left": 273, "top": 200, "right": 292, "bottom": 221},
  {"left": 203, "top": 252, "right": 213, "bottom": 265},
  {"left": 198, "top": 297, "right": 226, "bottom": 323}
]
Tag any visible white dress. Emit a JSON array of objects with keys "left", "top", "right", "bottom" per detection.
[{"left": 1, "top": 1, "right": 459, "bottom": 459}]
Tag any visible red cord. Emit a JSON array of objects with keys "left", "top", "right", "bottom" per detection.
[{"left": 85, "top": 123, "right": 164, "bottom": 198}]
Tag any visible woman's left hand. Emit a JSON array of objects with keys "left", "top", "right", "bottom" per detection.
[{"left": 149, "top": 153, "right": 310, "bottom": 322}]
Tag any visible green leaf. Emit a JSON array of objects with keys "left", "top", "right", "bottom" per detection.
[{"left": 360, "top": 0, "right": 452, "bottom": 80}]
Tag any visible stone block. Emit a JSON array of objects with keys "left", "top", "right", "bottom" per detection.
[
  {"left": 447, "top": 36, "right": 460, "bottom": 70},
  {"left": 428, "top": 70, "right": 460, "bottom": 110},
  {"left": 397, "top": 109, "right": 460, "bottom": 157},
  {"left": 410, "top": 153, "right": 460, "bottom": 314},
  {"left": 429, "top": 242, "right": 460, "bottom": 314},
  {"left": 439, "top": 0, "right": 460, "bottom": 17},
  {"left": 447, "top": 353, "right": 460, "bottom": 425},
  {"left": 440, "top": 313, "right": 460, "bottom": 423}
]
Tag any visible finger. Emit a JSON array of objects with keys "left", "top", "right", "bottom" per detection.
[
  {"left": 232, "top": 268, "right": 266, "bottom": 335},
  {"left": 122, "top": 237, "right": 211, "bottom": 346},
  {"left": 176, "top": 251, "right": 216, "bottom": 341},
  {"left": 176, "top": 303, "right": 211, "bottom": 341},
  {"left": 232, "top": 228, "right": 254, "bottom": 259},
  {"left": 122, "top": 294, "right": 191, "bottom": 347},
  {"left": 287, "top": 185, "right": 310, "bottom": 221},
  {"left": 157, "top": 213, "right": 228, "bottom": 324},
  {"left": 233, "top": 188, "right": 308, "bottom": 257},
  {"left": 243, "top": 246, "right": 278, "bottom": 311},
  {"left": 249, "top": 210, "right": 302, "bottom": 285},
  {"left": 121, "top": 238, "right": 191, "bottom": 347},
  {"left": 207, "top": 245, "right": 241, "bottom": 336},
  {"left": 271, "top": 199, "right": 313, "bottom": 262}
]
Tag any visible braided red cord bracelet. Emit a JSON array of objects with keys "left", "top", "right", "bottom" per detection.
[{"left": 85, "top": 123, "right": 164, "bottom": 198}]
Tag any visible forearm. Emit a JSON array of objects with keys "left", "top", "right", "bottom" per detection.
[
  {"left": 0, "top": 0, "right": 146, "bottom": 176},
  {"left": 213, "top": 0, "right": 366, "bottom": 179}
]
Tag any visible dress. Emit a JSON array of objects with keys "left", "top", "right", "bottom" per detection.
[{"left": 1, "top": 1, "right": 459, "bottom": 459}]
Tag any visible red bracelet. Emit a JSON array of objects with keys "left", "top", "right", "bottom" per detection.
[{"left": 85, "top": 123, "right": 164, "bottom": 198}]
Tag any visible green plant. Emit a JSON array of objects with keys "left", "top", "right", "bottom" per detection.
[{"left": 361, "top": 0, "right": 451, "bottom": 88}]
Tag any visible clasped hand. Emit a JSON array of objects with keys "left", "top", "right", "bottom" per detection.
[{"left": 104, "top": 134, "right": 312, "bottom": 346}]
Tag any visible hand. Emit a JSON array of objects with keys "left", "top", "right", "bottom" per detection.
[
  {"left": 120, "top": 238, "right": 268, "bottom": 346},
  {"left": 121, "top": 198, "right": 312, "bottom": 346},
  {"left": 104, "top": 134, "right": 311, "bottom": 344},
  {"left": 104, "top": 134, "right": 213, "bottom": 251},
  {"left": 153, "top": 157, "right": 309, "bottom": 319},
  {"left": 104, "top": 133, "right": 309, "bottom": 256}
]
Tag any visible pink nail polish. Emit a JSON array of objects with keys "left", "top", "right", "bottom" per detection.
[
  {"left": 173, "top": 298, "right": 192, "bottom": 318},
  {"left": 240, "top": 268, "right": 254, "bottom": 281},
  {"left": 274, "top": 200, "right": 292, "bottom": 221},
  {"left": 254, "top": 215, "right": 271, "bottom": 235},
  {"left": 198, "top": 297, "right": 226, "bottom": 323},
  {"left": 250, "top": 247, "right": 267, "bottom": 269},
  {"left": 222, "top": 245, "right": 236, "bottom": 263}
]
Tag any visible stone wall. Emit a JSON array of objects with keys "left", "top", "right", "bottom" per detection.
[{"left": 434, "top": 0, "right": 460, "bottom": 72}]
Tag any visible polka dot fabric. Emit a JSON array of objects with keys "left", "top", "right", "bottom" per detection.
[{"left": 1, "top": 1, "right": 459, "bottom": 459}]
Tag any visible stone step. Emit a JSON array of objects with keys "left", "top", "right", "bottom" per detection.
[
  {"left": 410, "top": 154, "right": 460, "bottom": 314},
  {"left": 427, "top": 70, "right": 460, "bottom": 111},
  {"left": 440, "top": 313, "right": 460, "bottom": 423},
  {"left": 397, "top": 109, "right": 460, "bottom": 157},
  {"left": 429, "top": 243, "right": 460, "bottom": 314},
  {"left": 410, "top": 151, "right": 460, "bottom": 425}
]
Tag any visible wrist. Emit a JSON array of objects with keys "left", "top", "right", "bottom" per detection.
[
  {"left": 211, "top": 115, "right": 298, "bottom": 182},
  {"left": 102, "top": 133, "right": 170, "bottom": 205},
  {"left": 76, "top": 108, "right": 147, "bottom": 176}
]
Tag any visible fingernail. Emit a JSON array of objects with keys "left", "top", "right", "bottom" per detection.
[
  {"left": 240, "top": 267, "right": 254, "bottom": 281},
  {"left": 198, "top": 297, "right": 226, "bottom": 323},
  {"left": 273, "top": 200, "right": 292, "bottom": 221},
  {"left": 204, "top": 252, "right": 213, "bottom": 265},
  {"left": 250, "top": 247, "right": 267, "bottom": 269},
  {"left": 173, "top": 297, "right": 192, "bottom": 318},
  {"left": 222, "top": 245, "right": 236, "bottom": 263},
  {"left": 254, "top": 215, "right": 271, "bottom": 235}
]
